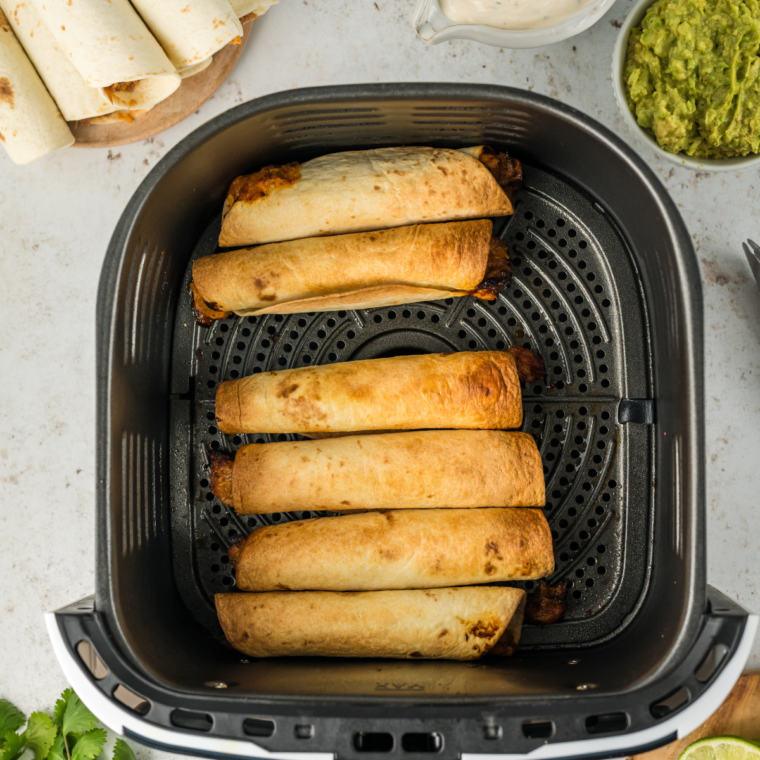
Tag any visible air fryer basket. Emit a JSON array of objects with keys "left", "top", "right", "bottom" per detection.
[
  {"left": 176, "top": 162, "right": 649, "bottom": 649},
  {"left": 50, "top": 84, "right": 754, "bottom": 760}
]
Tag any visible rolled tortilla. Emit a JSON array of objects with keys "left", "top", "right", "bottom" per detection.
[
  {"left": 33, "top": 0, "right": 181, "bottom": 111},
  {"left": 179, "top": 58, "right": 213, "bottom": 79},
  {"left": 218, "top": 146, "right": 522, "bottom": 247},
  {"left": 84, "top": 109, "right": 148, "bottom": 126},
  {"left": 129, "top": 0, "right": 242, "bottom": 74},
  {"left": 229, "top": 0, "right": 278, "bottom": 18},
  {"left": 210, "top": 430, "right": 545, "bottom": 513},
  {"left": 229, "top": 508, "right": 553, "bottom": 592},
  {"left": 0, "top": 0, "right": 115, "bottom": 121},
  {"left": 0, "top": 10, "right": 73, "bottom": 164},
  {"left": 216, "top": 586, "right": 526, "bottom": 659},
  {"left": 191, "top": 220, "right": 510, "bottom": 323},
  {"left": 215, "top": 350, "right": 524, "bottom": 434}
]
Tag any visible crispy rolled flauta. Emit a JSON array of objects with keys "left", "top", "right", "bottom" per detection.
[
  {"left": 216, "top": 586, "right": 526, "bottom": 659},
  {"left": 210, "top": 430, "right": 544, "bottom": 513},
  {"left": 215, "top": 349, "right": 537, "bottom": 435},
  {"left": 191, "top": 219, "right": 510, "bottom": 324},
  {"left": 219, "top": 145, "right": 523, "bottom": 247},
  {"left": 228, "top": 508, "right": 553, "bottom": 592}
]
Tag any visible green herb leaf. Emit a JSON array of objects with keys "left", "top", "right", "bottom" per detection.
[
  {"left": 1, "top": 731, "right": 26, "bottom": 760},
  {"left": 61, "top": 698, "right": 96, "bottom": 739},
  {"left": 52, "top": 692, "right": 74, "bottom": 730},
  {"left": 23, "top": 714, "right": 56, "bottom": 760},
  {"left": 111, "top": 740, "right": 134, "bottom": 760},
  {"left": 70, "top": 731, "right": 106, "bottom": 760},
  {"left": 47, "top": 734, "right": 66, "bottom": 760},
  {"left": 0, "top": 701, "right": 26, "bottom": 739}
]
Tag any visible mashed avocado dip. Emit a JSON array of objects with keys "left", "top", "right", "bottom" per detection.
[{"left": 624, "top": 0, "right": 760, "bottom": 158}]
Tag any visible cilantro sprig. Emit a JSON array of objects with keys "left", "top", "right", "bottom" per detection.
[{"left": 0, "top": 692, "right": 134, "bottom": 760}]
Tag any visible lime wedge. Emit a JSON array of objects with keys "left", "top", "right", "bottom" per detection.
[{"left": 679, "top": 737, "right": 760, "bottom": 760}]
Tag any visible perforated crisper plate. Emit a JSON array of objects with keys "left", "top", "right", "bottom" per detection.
[{"left": 169, "top": 163, "right": 653, "bottom": 650}]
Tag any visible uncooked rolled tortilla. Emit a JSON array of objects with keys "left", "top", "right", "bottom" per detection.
[
  {"left": 129, "top": 0, "right": 242, "bottom": 74},
  {"left": 210, "top": 430, "right": 545, "bottom": 513},
  {"left": 0, "top": 10, "right": 73, "bottom": 164},
  {"left": 0, "top": 0, "right": 115, "bottom": 121},
  {"left": 216, "top": 586, "right": 526, "bottom": 659},
  {"left": 191, "top": 219, "right": 510, "bottom": 322},
  {"left": 218, "top": 146, "right": 520, "bottom": 247},
  {"left": 215, "top": 351, "right": 523, "bottom": 434},
  {"left": 179, "top": 58, "right": 213, "bottom": 79},
  {"left": 229, "top": 508, "right": 553, "bottom": 591},
  {"left": 229, "top": 0, "right": 278, "bottom": 18},
  {"left": 33, "top": 0, "right": 181, "bottom": 111}
]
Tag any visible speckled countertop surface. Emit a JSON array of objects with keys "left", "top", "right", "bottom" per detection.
[{"left": 1, "top": 2, "right": 759, "bottom": 756}]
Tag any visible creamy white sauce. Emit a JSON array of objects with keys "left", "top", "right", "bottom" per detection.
[{"left": 440, "top": 0, "right": 595, "bottom": 30}]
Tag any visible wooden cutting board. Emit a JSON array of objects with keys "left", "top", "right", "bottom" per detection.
[{"left": 631, "top": 671, "right": 760, "bottom": 760}]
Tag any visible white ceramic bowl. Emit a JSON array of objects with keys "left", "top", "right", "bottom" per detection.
[
  {"left": 413, "top": 0, "right": 620, "bottom": 49},
  {"left": 612, "top": 0, "right": 760, "bottom": 171}
]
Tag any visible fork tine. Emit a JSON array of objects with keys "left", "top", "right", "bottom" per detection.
[{"left": 748, "top": 239, "right": 760, "bottom": 256}]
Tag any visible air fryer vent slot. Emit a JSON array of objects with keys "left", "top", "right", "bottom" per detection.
[
  {"left": 243, "top": 718, "right": 275, "bottom": 737},
  {"left": 76, "top": 640, "right": 108, "bottom": 680},
  {"left": 354, "top": 733, "right": 394, "bottom": 752},
  {"left": 522, "top": 720, "right": 554, "bottom": 739},
  {"left": 695, "top": 643, "right": 729, "bottom": 683},
  {"left": 112, "top": 685, "right": 150, "bottom": 715},
  {"left": 585, "top": 712, "right": 629, "bottom": 734},
  {"left": 650, "top": 686, "right": 690, "bottom": 719},
  {"left": 170, "top": 709, "right": 213, "bottom": 732},
  {"left": 170, "top": 162, "right": 652, "bottom": 649},
  {"left": 402, "top": 733, "right": 443, "bottom": 753}
]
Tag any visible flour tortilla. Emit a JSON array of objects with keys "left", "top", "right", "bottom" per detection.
[
  {"left": 213, "top": 430, "right": 545, "bottom": 513},
  {"left": 215, "top": 351, "right": 524, "bottom": 434},
  {"left": 230, "top": 508, "right": 553, "bottom": 592},
  {"left": 0, "top": 0, "right": 115, "bottom": 121},
  {"left": 179, "top": 58, "right": 213, "bottom": 79},
  {"left": 33, "top": 0, "right": 180, "bottom": 110},
  {"left": 193, "top": 220, "right": 496, "bottom": 316},
  {"left": 218, "top": 146, "right": 514, "bottom": 247},
  {"left": 129, "top": 0, "right": 242, "bottom": 73},
  {"left": 0, "top": 9, "right": 73, "bottom": 164},
  {"left": 229, "top": 0, "right": 278, "bottom": 17},
  {"left": 84, "top": 109, "right": 149, "bottom": 126},
  {"left": 216, "top": 586, "right": 526, "bottom": 659}
]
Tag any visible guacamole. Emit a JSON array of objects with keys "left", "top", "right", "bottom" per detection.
[{"left": 624, "top": 0, "right": 760, "bottom": 158}]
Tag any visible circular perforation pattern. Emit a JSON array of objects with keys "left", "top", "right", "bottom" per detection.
[
  {"left": 194, "top": 227, "right": 621, "bottom": 616},
  {"left": 174, "top": 163, "right": 651, "bottom": 647}
]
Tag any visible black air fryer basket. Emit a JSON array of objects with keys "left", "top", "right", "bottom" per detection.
[{"left": 49, "top": 84, "right": 756, "bottom": 760}]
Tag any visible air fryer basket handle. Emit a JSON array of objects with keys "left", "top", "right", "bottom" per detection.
[
  {"left": 45, "top": 603, "right": 332, "bottom": 760},
  {"left": 49, "top": 593, "right": 756, "bottom": 760}
]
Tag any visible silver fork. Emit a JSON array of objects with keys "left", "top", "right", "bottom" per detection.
[{"left": 743, "top": 239, "right": 760, "bottom": 287}]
